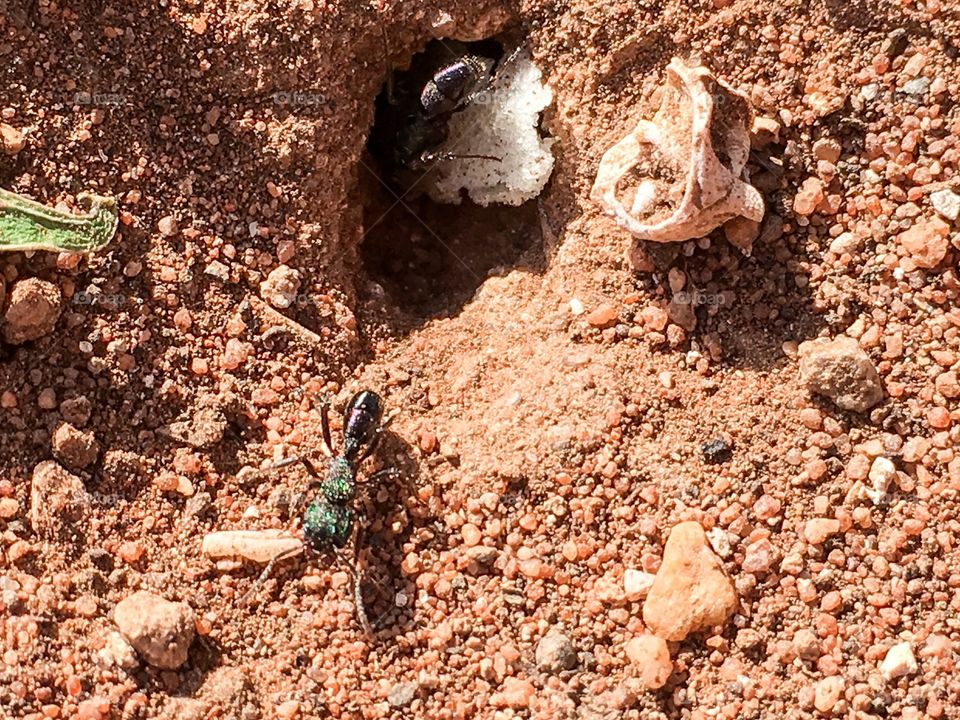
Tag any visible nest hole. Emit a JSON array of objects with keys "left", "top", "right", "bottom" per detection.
[{"left": 359, "top": 37, "right": 544, "bottom": 319}]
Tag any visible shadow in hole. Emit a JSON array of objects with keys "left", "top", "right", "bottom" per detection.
[
  {"left": 358, "top": 33, "right": 551, "bottom": 326},
  {"left": 359, "top": 168, "right": 547, "bottom": 320}
]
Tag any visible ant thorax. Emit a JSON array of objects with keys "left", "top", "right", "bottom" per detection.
[{"left": 321, "top": 456, "right": 356, "bottom": 504}]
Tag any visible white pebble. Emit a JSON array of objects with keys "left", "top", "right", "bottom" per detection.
[
  {"left": 623, "top": 568, "right": 656, "bottom": 601},
  {"left": 880, "top": 642, "right": 917, "bottom": 681},
  {"left": 930, "top": 188, "right": 960, "bottom": 222}
]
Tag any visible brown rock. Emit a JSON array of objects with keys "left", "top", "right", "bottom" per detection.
[
  {"left": 627, "top": 239, "right": 656, "bottom": 272},
  {"left": 2, "top": 278, "right": 62, "bottom": 344},
  {"left": 723, "top": 215, "right": 761, "bottom": 254},
  {"left": 535, "top": 629, "right": 577, "bottom": 672},
  {"left": 586, "top": 303, "right": 618, "bottom": 328},
  {"left": 497, "top": 677, "right": 535, "bottom": 708},
  {"left": 625, "top": 634, "right": 673, "bottom": 689},
  {"left": 642, "top": 521, "right": 738, "bottom": 641},
  {"left": 814, "top": 676, "right": 845, "bottom": 713},
  {"left": 667, "top": 296, "right": 697, "bottom": 332},
  {"left": 0, "top": 123, "right": 25, "bottom": 154},
  {"left": 260, "top": 265, "right": 302, "bottom": 309},
  {"left": 30, "top": 460, "right": 90, "bottom": 537},
  {"left": 793, "top": 177, "right": 824, "bottom": 216},
  {"left": 750, "top": 117, "right": 780, "bottom": 148},
  {"left": 114, "top": 591, "right": 195, "bottom": 669},
  {"left": 935, "top": 370, "right": 960, "bottom": 399},
  {"left": 157, "top": 215, "right": 179, "bottom": 237},
  {"left": 640, "top": 305, "right": 669, "bottom": 331},
  {"left": 899, "top": 218, "right": 950, "bottom": 268},
  {"left": 52, "top": 423, "right": 100, "bottom": 470},
  {"left": 59, "top": 396, "right": 93, "bottom": 426},
  {"left": 804, "top": 518, "right": 841, "bottom": 544},
  {"left": 798, "top": 336, "right": 883, "bottom": 413}
]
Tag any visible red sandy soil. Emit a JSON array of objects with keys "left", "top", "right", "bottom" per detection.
[{"left": 1, "top": 0, "right": 960, "bottom": 718}]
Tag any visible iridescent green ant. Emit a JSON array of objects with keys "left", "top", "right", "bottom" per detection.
[{"left": 243, "top": 390, "right": 396, "bottom": 633}]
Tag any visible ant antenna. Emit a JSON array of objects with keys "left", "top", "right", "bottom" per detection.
[
  {"left": 421, "top": 151, "right": 502, "bottom": 165},
  {"left": 378, "top": 19, "right": 395, "bottom": 104}
]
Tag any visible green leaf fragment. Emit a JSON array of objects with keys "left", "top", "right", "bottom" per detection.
[{"left": 0, "top": 188, "right": 118, "bottom": 253}]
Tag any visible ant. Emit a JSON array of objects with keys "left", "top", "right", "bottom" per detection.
[
  {"left": 369, "top": 36, "right": 521, "bottom": 179},
  {"left": 242, "top": 390, "right": 396, "bottom": 634}
]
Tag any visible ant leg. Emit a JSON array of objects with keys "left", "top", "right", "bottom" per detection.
[
  {"left": 289, "top": 457, "right": 325, "bottom": 517},
  {"left": 240, "top": 544, "right": 305, "bottom": 606},
  {"left": 258, "top": 455, "right": 324, "bottom": 517},
  {"left": 317, "top": 397, "right": 334, "bottom": 457},
  {"left": 334, "top": 547, "right": 372, "bottom": 635},
  {"left": 496, "top": 43, "right": 526, "bottom": 72},
  {"left": 462, "top": 43, "right": 524, "bottom": 107},
  {"left": 367, "top": 467, "right": 400, "bottom": 484}
]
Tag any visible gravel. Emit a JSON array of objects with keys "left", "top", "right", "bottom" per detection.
[{"left": 29, "top": 460, "right": 90, "bottom": 537}]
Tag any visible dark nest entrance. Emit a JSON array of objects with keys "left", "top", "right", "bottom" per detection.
[{"left": 360, "top": 37, "right": 545, "bottom": 319}]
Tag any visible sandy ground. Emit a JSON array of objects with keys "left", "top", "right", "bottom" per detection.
[{"left": 2, "top": 0, "right": 960, "bottom": 718}]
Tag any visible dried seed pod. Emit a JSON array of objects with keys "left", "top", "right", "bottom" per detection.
[
  {"left": 201, "top": 530, "right": 304, "bottom": 564},
  {"left": 591, "top": 58, "right": 764, "bottom": 252}
]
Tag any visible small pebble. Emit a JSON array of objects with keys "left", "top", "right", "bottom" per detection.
[
  {"left": 798, "top": 336, "right": 883, "bottom": 413},
  {"left": 643, "top": 522, "right": 738, "bottom": 641},
  {"left": 0, "top": 122, "right": 25, "bottom": 153},
  {"left": 498, "top": 677, "right": 535, "bottom": 708},
  {"left": 899, "top": 218, "right": 949, "bottom": 269},
  {"left": 157, "top": 215, "right": 178, "bottom": 237},
  {"left": 3, "top": 278, "right": 62, "bottom": 345},
  {"left": 387, "top": 682, "right": 418, "bottom": 708},
  {"left": 113, "top": 591, "right": 195, "bottom": 669},
  {"left": 804, "top": 518, "right": 841, "bottom": 545},
  {"left": 51, "top": 423, "right": 100, "bottom": 470},
  {"left": 30, "top": 461, "right": 90, "bottom": 536},
  {"left": 625, "top": 634, "right": 673, "bottom": 689},
  {"left": 879, "top": 642, "right": 917, "bottom": 681},
  {"left": 623, "top": 568, "right": 655, "bottom": 600},
  {"left": 535, "top": 629, "right": 577, "bottom": 672},
  {"left": 701, "top": 437, "right": 732, "bottom": 464},
  {"left": 814, "top": 676, "right": 845, "bottom": 713},
  {"left": 260, "top": 265, "right": 302, "bottom": 309},
  {"left": 930, "top": 188, "right": 960, "bottom": 222},
  {"left": 586, "top": 303, "right": 618, "bottom": 328}
]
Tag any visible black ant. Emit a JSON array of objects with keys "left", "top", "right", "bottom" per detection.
[
  {"left": 368, "top": 36, "right": 521, "bottom": 181},
  {"left": 242, "top": 390, "right": 396, "bottom": 634}
]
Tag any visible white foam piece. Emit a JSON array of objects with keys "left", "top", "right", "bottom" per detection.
[{"left": 426, "top": 50, "right": 555, "bottom": 206}]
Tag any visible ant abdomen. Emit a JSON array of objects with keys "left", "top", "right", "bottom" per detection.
[
  {"left": 303, "top": 499, "right": 353, "bottom": 550},
  {"left": 343, "top": 390, "right": 385, "bottom": 449}
]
